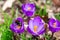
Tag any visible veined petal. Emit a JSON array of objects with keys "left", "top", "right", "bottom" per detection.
[{"left": 27, "top": 16, "right": 45, "bottom": 35}]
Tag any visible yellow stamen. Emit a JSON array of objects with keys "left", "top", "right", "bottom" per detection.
[
  {"left": 28, "top": 7, "right": 31, "bottom": 10},
  {"left": 16, "top": 26, "right": 21, "bottom": 29},
  {"left": 53, "top": 22, "right": 56, "bottom": 28},
  {"left": 34, "top": 26, "right": 38, "bottom": 32}
]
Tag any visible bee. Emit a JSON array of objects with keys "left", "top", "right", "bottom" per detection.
[
  {"left": 15, "top": 20, "right": 22, "bottom": 29},
  {"left": 15, "top": 20, "right": 22, "bottom": 26}
]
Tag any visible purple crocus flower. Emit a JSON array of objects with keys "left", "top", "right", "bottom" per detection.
[
  {"left": 22, "top": 3, "right": 35, "bottom": 17},
  {"left": 10, "top": 17, "right": 24, "bottom": 33},
  {"left": 27, "top": 16, "right": 45, "bottom": 36},
  {"left": 49, "top": 18, "right": 60, "bottom": 32}
]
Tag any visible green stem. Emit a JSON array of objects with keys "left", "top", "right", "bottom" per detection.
[
  {"left": 13, "top": 33, "right": 20, "bottom": 40},
  {"left": 50, "top": 32, "right": 54, "bottom": 40},
  {"left": 32, "top": 35, "right": 38, "bottom": 40}
]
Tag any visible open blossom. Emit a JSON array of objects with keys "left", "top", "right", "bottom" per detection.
[
  {"left": 10, "top": 17, "right": 24, "bottom": 33},
  {"left": 27, "top": 16, "right": 45, "bottom": 36},
  {"left": 22, "top": 3, "right": 35, "bottom": 17},
  {"left": 49, "top": 18, "right": 60, "bottom": 32}
]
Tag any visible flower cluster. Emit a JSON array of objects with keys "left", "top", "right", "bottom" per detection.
[{"left": 10, "top": 3, "right": 60, "bottom": 36}]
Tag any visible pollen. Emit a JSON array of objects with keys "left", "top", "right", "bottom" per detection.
[
  {"left": 34, "top": 26, "right": 38, "bottom": 32},
  {"left": 53, "top": 22, "right": 56, "bottom": 28},
  {"left": 28, "top": 7, "right": 31, "bottom": 10},
  {"left": 16, "top": 26, "right": 21, "bottom": 29}
]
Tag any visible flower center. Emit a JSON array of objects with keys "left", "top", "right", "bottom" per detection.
[
  {"left": 28, "top": 7, "right": 31, "bottom": 10},
  {"left": 34, "top": 26, "right": 38, "bottom": 32},
  {"left": 53, "top": 22, "right": 56, "bottom": 28},
  {"left": 16, "top": 25, "right": 21, "bottom": 29}
]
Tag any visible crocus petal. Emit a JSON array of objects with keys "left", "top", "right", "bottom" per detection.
[
  {"left": 10, "top": 18, "right": 24, "bottom": 33},
  {"left": 25, "top": 11, "right": 34, "bottom": 17},
  {"left": 22, "top": 3, "right": 35, "bottom": 17},
  {"left": 27, "top": 16, "right": 45, "bottom": 36},
  {"left": 29, "top": 20, "right": 34, "bottom": 32},
  {"left": 27, "top": 27, "right": 37, "bottom": 35},
  {"left": 49, "top": 18, "right": 60, "bottom": 32},
  {"left": 37, "top": 23, "right": 45, "bottom": 32}
]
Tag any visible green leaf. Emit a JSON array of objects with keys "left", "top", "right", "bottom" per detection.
[
  {"left": 44, "top": 34, "right": 51, "bottom": 40},
  {"left": 21, "top": 33, "right": 26, "bottom": 40},
  {"left": 1, "top": 29, "right": 13, "bottom": 40},
  {"left": 0, "top": 11, "right": 13, "bottom": 40},
  {"left": 55, "top": 13, "right": 60, "bottom": 20},
  {"left": 43, "top": 6, "right": 47, "bottom": 16},
  {"left": 11, "top": 7, "right": 15, "bottom": 18},
  {"left": 35, "top": 5, "right": 40, "bottom": 15},
  {"left": 2, "top": 12, "right": 13, "bottom": 28},
  {"left": 35, "top": 5, "right": 47, "bottom": 16}
]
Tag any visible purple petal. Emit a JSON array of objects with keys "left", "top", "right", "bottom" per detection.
[
  {"left": 10, "top": 17, "right": 24, "bottom": 34},
  {"left": 21, "top": 3, "right": 35, "bottom": 17},
  {"left": 27, "top": 16, "right": 45, "bottom": 35},
  {"left": 49, "top": 18, "right": 60, "bottom": 32}
]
